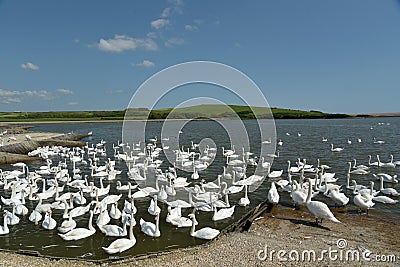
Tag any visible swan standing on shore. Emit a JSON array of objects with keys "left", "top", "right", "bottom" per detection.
[
  {"left": 305, "top": 179, "right": 340, "bottom": 225},
  {"left": 354, "top": 194, "right": 375, "bottom": 214},
  {"left": 267, "top": 182, "right": 279, "bottom": 204}
]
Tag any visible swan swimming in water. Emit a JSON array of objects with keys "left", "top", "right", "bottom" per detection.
[
  {"left": 59, "top": 210, "right": 96, "bottom": 241},
  {"left": 238, "top": 184, "right": 250, "bottom": 206},
  {"left": 330, "top": 144, "right": 343, "bottom": 152},
  {"left": 140, "top": 212, "right": 161, "bottom": 237},
  {"left": 0, "top": 212, "right": 9, "bottom": 235},
  {"left": 212, "top": 204, "right": 235, "bottom": 221},
  {"left": 42, "top": 210, "right": 57, "bottom": 230},
  {"left": 188, "top": 213, "right": 220, "bottom": 240},
  {"left": 99, "top": 218, "right": 128, "bottom": 237},
  {"left": 102, "top": 213, "right": 136, "bottom": 254},
  {"left": 58, "top": 212, "right": 77, "bottom": 234},
  {"left": 378, "top": 177, "right": 400, "bottom": 196}
]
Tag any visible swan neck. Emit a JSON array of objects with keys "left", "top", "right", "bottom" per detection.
[
  {"left": 88, "top": 211, "right": 94, "bottom": 231},
  {"left": 155, "top": 215, "right": 160, "bottom": 234},
  {"left": 225, "top": 193, "right": 230, "bottom": 207},
  {"left": 129, "top": 218, "right": 134, "bottom": 240},
  {"left": 190, "top": 216, "right": 196, "bottom": 236},
  {"left": 306, "top": 181, "right": 312, "bottom": 202}
]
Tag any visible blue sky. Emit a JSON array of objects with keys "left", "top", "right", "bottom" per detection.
[{"left": 0, "top": 0, "right": 399, "bottom": 114}]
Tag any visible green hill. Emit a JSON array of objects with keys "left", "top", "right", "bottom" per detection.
[{"left": 0, "top": 105, "right": 349, "bottom": 122}]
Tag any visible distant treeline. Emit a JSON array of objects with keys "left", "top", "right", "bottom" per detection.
[{"left": 0, "top": 105, "right": 350, "bottom": 122}]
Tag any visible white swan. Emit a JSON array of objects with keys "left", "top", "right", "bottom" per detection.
[
  {"left": 290, "top": 181, "right": 307, "bottom": 207},
  {"left": 238, "top": 184, "right": 250, "bottom": 206},
  {"left": 268, "top": 170, "right": 283, "bottom": 179},
  {"left": 102, "top": 213, "right": 136, "bottom": 254},
  {"left": 58, "top": 212, "right": 77, "bottom": 233},
  {"left": 67, "top": 202, "right": 92, "bottom": 218},
  {"left": 96, "top": 204, "right": 111, "bottom": 226},
  {"left": 123, "top": 198, "right": 137, "bottom": 215},
  {"left": 212, "top": 205, "right": 235, "bottom": 221},
  {"left": 373, "top": 173, "right": 398, "bottom": 183},
  {"left": 148, "top": 195, "right": 161, "bottom": 216},
  {"left": 372, "top": 195, "right": 398, "bottom": 204},
  {"left": 59, "top": 210, "right": 96, "bottom": 240},
  {"left": 305, "top": 179, "right": 340, "bottom": 224},
  {"left": 378, "top": 177, "right": 400, "bottom": 196},
  {"left": 6, "top": 206, "right": 20, "bottom": 225},
  {"left": 110, "top": 202, "right": 122, "bottom": 220},
  {"left": 99, "top": 219, "right": 128, "bottom": 237},
  {"left": 353, "top": 194, "right": 375, "bottom": 214},
  {"left": 328, "top": 188, "right": 349, "bottom": 206},
  {"left": 188, "top": 213, "right": 220, "bottom": 240},
  {"left": 267, "top": 182, "right": 279, "bottom": 204},
  {"left": 42, "top": 210, "right": 57, "bottom": 230},
  {"left": 29, "top": 209, "right": 42, "bottom": 224},
  {"left": 158, "top": 185, "right": 168, "bottom": 200},
  {"left": 140, "top": 213, "right": 161, "bottom": 237},
  {"left": 330, "top": 144, "right": 343, "bottom": 152},
  {"left": 0, "top": 212, "right": 9, "bottom": 235}
]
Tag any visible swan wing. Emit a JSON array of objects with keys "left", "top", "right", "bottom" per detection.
[
  {"left": 193, "top": 227, "right": 220, "bottom": 240},
  {"left": 100, "top": 225, "right": 124, "bottom": 236},
  {"left": 59, "top": 228, "right": 94, "bottom": 240},
  {"left": 307, "top": 201, "right": 340, "bottom": 223},
  {"left": 102, "top": 238, "right": 136, "bottom": 254}
]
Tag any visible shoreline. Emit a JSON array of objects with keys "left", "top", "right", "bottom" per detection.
[
  {"left": 0, "top": 207, "right": 398, "bottom": 266},
  {"left": 0, "top": 115, "right": 389, "bottom": 126}
]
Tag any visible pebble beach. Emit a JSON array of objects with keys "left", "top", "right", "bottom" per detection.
[{"left": 0, "top": 207, "right": 398, "bottom": 267}]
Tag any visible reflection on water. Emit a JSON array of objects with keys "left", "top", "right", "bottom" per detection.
[{"left": 0, "top": 117, "right": 399, "bottom": 260}]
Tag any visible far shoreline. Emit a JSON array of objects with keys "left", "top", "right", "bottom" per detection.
[{"left": 1, "top": 114, "right": 399, "bottom": 126}]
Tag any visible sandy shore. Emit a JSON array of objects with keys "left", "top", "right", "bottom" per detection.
[{"left": 0, "top": 207, "right": 398, "bottom": 267}]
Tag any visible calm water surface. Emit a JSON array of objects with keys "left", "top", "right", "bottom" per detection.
[{"left": 0, "top": 117, "right": 399, "bottom": 260}]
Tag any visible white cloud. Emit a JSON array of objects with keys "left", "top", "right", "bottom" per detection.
[
  {"left": 161, "top": 7, "right": 171, "bottom": 18},
  {"left": 184, "top": 24, "right": 198, "bottom": 31},
  {"left": 96, "top": 35, "right": 158, "bottom": 52},
  {"left": 1, "top": 97, "right": 21, "bottom": 104},
  {"left": 165, "top": 37, "right": 184, "bottom": 47},
  {"left": 21, "top": 62, "right": 39, "bottom": 71},
  {"left": 108, "top": 89, "right": 127, "bottom": 94},
  {"left": 151, "top": 18, "right": 170, "bottom": 29},
  {"left": 168, "top": 0, "right": 184, "bottom": 14},
  {"left": 0, "top": 88, "right": 74, "bottom": 104},
  {"left": 135, "top": 60, "right": 155, "bottom": 68},
  {"left": 56, "top": 88, "right": 73, "bottom": 94},
  {"left": 67, "top": 102, "right": 78, "bottom": 106},
  {"left": 147, "top": 32, "right": 157, "bottom": 39}
]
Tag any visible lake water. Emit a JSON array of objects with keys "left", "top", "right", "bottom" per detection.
[{"left": 0, "top": 117, "right": 399, "bottom": 260}]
